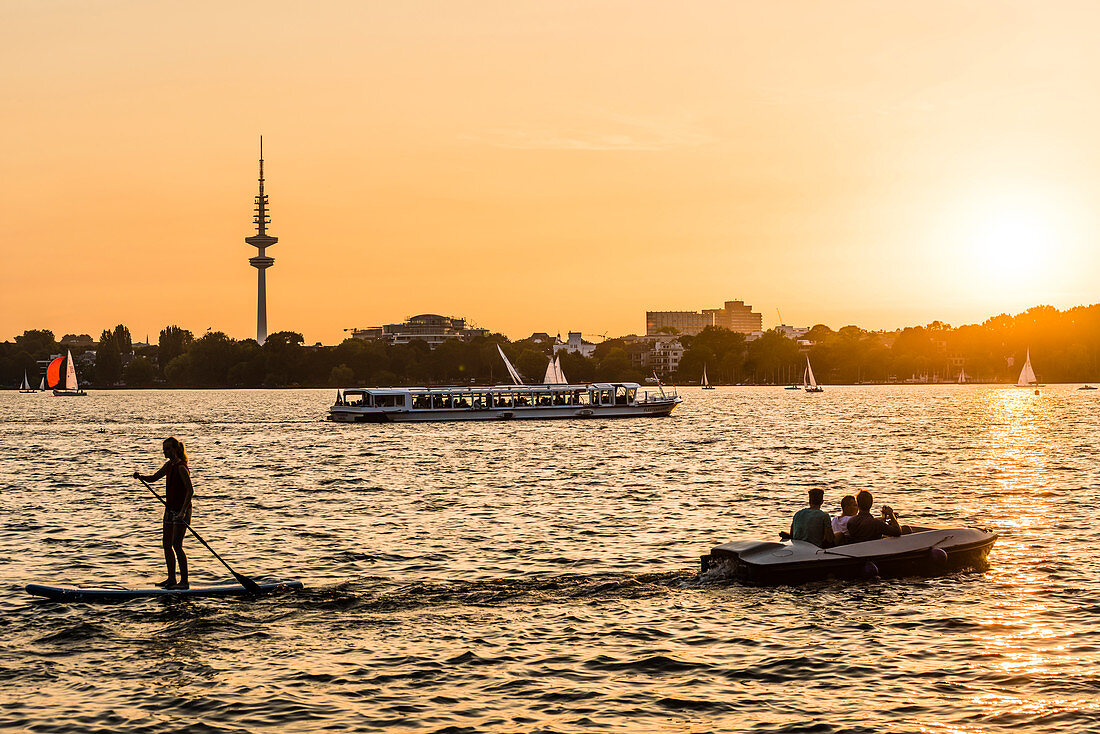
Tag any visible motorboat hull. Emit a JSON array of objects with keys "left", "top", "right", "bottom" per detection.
[{"left": 701, "top": 528, "right": 996, "bottom": 585}]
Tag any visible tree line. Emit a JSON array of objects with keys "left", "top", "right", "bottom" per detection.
[{"left": 2, "top": 303, "right": 1099, "bottom": 388}]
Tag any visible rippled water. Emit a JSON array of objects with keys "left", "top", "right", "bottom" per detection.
[{"left": 1, "top": 386, "right": 1098, "bottom": 733}]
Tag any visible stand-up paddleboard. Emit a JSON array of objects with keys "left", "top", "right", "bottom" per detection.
[{"left": 25, "top": 581, "right": 303, "bottom": 602}]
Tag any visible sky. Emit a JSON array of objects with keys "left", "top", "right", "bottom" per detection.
[{"left": 2, "top": 1, "right": 1099, "bottom": 344}]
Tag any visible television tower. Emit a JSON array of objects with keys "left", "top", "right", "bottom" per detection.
[{"left": 246, "top": 136, "right": 277, "bottom": 345}]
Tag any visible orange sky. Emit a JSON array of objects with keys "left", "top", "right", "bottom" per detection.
[{"left": 2, "top": 1, "right": 1098, "bottom": 344}]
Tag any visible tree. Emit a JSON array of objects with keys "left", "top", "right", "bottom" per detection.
[
  {"left": 95, "top": 329, "right": 122, "bottom": 385},
  {"left": 15, "top": 330, "right": 57, "bottom": 358},
  {"left": 123, "top": 356, "right": 155, "bottom": 386},
  {"left": 112, "top": 324, "right": 132, "bottom": 357},
  {"left": 330, "top": 363, "right": 355, "bottom": 386},
  {"left": 159, "top": 326, "right": 193, "bottom": 375}
]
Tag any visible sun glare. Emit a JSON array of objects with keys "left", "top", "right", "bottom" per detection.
[{"left": 952, "top": 189, "right": 1074, "bottom": 296}]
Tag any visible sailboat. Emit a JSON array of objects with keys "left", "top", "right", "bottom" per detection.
[
  {"left": 37, "top": 376, "right": 46, "bottom": 391},
  {"left": 542, "top": 354, "right": 567, "bottom": 385},
  {"left": 1016, "top": 349, "right": 1042, "bottom": 388},
  {"left": 701, "top": 364, "right": 715, "bottom": 389},
  {"left": 18, "top": 371, "right": 36, "bottom": 393},
  {"left": 497, "top": 344, "right": 525, "bottom": 385},
  {"left": 956, "top": 368, "right": 968, "bottom": 384},
  {"left": 50, "top": 349, "right": 87, "bottom": 396},
  {"left": 804, "top": 355, "right": 823, "bottom": 393}
]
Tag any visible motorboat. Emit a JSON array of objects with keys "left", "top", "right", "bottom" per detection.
[
  {"left": 700, "top": 526, "right": 996, "bottom": 584},
  {"left": 1079, "top": 385, "right": 1097, "bottom": 390}
]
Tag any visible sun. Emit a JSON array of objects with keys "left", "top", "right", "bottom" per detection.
[{"left": 961, "top": 191, "right": 1066, "bottom": 292}]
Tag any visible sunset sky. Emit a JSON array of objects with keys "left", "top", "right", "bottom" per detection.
[{"left": 3, "top": 1, "right": 1099, "bottom": 344}]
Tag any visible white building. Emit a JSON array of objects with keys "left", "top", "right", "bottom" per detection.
[{"left": 552, "top": 332, "right": 597, "bottom": 358}]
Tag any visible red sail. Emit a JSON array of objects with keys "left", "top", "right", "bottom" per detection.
[{"left": 46, "top": 357, "right": 63, "bottom": 388}]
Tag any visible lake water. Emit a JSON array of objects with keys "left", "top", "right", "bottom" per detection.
[{"left": 1, "top": 386, "right": 1097, "bottom": 733}]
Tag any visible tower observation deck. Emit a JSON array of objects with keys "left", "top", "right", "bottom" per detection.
[{"left": 246, "top": 137, "right": 277, "bottom": 345}]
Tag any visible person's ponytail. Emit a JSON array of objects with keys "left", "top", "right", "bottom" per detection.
[{"left": 163, "top": 436, "right": 188, "bottom": 465}]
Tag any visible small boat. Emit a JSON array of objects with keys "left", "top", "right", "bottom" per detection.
[
  {"left": 701, "top": 364, "right": 715, "bottom": 390},
  {"left": 700, "top": 527, "right": 997, "bottom": 584},
  {"left": 804, "top": 355, "right": 824, "bottom": 393},
  {"left": 37, "top": 376, "right": 46, "bottom": 392},
  {"left": 956, "top": 368, "right": 968, "bottom": 384},
  {"left": 49, "top": 349, "right": 87, "bottom": 396},
  {"left": 1016, "top": 348, "right": 1042, "bottom": 388},
  {"left": 1079, "top": 385, "right": 1097, "bottom": 390},
  {"left": 25, "top": 580, "right": 303, "bottom": 602},
  {"left": 18, "top": 371, "right": 35, "bottom": 393}
]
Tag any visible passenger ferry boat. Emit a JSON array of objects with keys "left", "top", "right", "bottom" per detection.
[{"left": 328, "top": 382, "right": 680, "bottom": 423}]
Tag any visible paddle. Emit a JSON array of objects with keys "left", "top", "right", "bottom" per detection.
[{"left": 135, "top": 476, "right": 262, "bottom": 594}]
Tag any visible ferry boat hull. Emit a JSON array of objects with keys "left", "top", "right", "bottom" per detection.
[{"left": 328, "top": 382, "right": 680, "bottom": 423}]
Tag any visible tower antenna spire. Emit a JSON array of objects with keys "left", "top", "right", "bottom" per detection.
[{"left": 246, "top": 136, "right": 277, "bottom": 345}]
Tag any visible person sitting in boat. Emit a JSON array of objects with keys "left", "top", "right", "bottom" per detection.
[
  {"left": 831, "top": 494, "right": 858, "bottom": 544},
  {"left": 133, "top": 437, "right": 194, "bottom": 590},
  {"left": 846, "top": 490, "right": 902, "bottom": 543},
  {"left": 781, "top": 488, "right": 836, "bottom": 547}
]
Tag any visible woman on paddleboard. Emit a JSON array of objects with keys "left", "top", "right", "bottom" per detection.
[{"left": 134, "top": 437, "right": 194, "bottom": 590}]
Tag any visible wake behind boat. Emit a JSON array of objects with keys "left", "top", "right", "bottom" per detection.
[
  {"left": 26, "top": 581, "right": 303, "bottom": 602},
  {"left": 700, "top": 526, "right": 996, "bottom": 584}
]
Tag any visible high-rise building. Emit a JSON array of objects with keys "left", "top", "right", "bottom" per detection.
[
  {"left": 705, "top": 300, "right": 763, "bottom": 333},
  {"left": 646, "top": 300, "right": 762, "bottom": 336},
  {"left": 245, "top": 137, "right": 277, "bottom": 345}
]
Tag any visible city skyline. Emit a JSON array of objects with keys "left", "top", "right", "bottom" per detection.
[{"left": 3, "top": 2, "right": 1099, "bottom": 345}]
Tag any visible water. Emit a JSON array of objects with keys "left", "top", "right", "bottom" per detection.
[{"left": 1, "top": 386, "right": 1097, "bottom": 733}]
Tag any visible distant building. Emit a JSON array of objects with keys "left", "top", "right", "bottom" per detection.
[
  {"left": 775, "top": 324, "right": 810, "bottom": 340},
  {"left": 352, "top": 314, "right": 489, "bottom": 349},
  {"left": 553, "top": 332, "right": 597, "bottom": 358},
  {"left": 622, "top": 335, "right": 684, "bottom": 377},
  {"left": 647, "top": 300, "right": 762, "bottom": 336}
]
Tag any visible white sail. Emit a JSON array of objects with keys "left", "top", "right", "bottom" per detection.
[
  {"left": 543, "top": 355, "right": 567, "bottom": 384},
  {"left": 20, "top": 371, "right": 30, "bottom": 390},
  {"left": 802, "top": 366, "right": 808, "bottom": 390},
  {"left": 497, "top": 344, "right": 524, "bottom": 385},
  {"left": 38, "top": 376, "right": 45, "bottom": 391},
  {"left": 543, "top": 359, "right": 557, "bottom": 384},
  {"left": 701, "top": 365, "right": 709, "bottom": 387},
  {"left": 1017, "top": 349, "right": 1037, "bottom": 386},
  {"left": 957, "top": 369, "right": 967, "bottom": 384},
  {"left": 806, "top": 355, "right": 818, "bottom": 389},
  {"left": 65, "top": 349, "right": 79, "bottom": 391}
]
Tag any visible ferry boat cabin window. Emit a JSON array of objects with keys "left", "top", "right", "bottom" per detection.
[
  {"left": 599, "top": 389, "right": 613, "bottom": 405},
  {"left": 626, "top": 387, "right": 637, "bottom": 402},
  {"left": 454, "top": 393, "right": 472, "bottom": 408},
  {"left": 346, "top": 392, "right": 366, "bottom": 406},
  {"left": 537, "top": 392, "right": 552, "bottom": 406},
  {"left": 574, "top": 390, "right": 590, "bottom": 405},
  {"left": 432, "top": 393, "right": 450, "bottom": 409},
  {"left": 412, "top": 394, "right": 430, "bottom": 409},
  {"left": 615, "top": 386, "right": 629, "bottom": 405},
  {"left": 494, "top": 393, "right": 513, "bottom": 407},
  {"left": 515, "top": 393, "right": 531, "bottom": 407},
  {"left": 375, "top": 394, "right": 404, "bottom": 408}
]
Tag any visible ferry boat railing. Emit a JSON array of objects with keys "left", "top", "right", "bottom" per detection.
[{"left": 639, "top": 386, "right": 678, "bottom": 402}]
